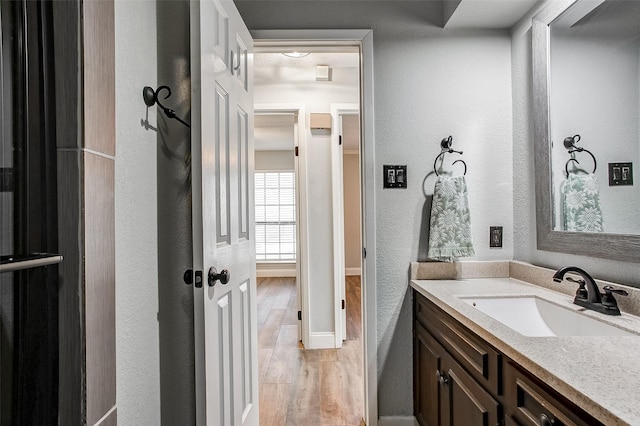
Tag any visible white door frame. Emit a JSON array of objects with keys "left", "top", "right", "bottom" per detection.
[
  {"left": 253, "top": 30, "right": 377, "bottom": 426},
  {"left": 254, "top": 103, "right": 309, "bottom": 348},
  {"left": 330, "top": 104, "right": 359, "bottom": 347}
]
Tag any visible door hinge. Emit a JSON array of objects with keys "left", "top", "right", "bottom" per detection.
[
  {"left": 339, "top": 135, "right": 342, "bottom": 145},
  {"left": 295, "top": 146, "right": 299, "bottom": 157},
  {"left": 342, "top": 299, "right": 346, "bottom": 310},
  {"left": 297, "top": 310, "right": 302, "bottom": 321},
  {"left": 363, "top": 247, "right": 367, "bottom": 259}
]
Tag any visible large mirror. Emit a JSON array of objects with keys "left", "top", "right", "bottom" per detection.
[{"left": 533, "top": 0, "right": 640, "bottom": 262}]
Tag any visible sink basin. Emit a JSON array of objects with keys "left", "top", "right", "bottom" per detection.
[{"left": 461, "top": 296, "right": 635, "bottom": 337}]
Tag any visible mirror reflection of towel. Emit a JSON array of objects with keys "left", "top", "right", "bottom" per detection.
[
  {"left": 427, "top": 176, "right": 475, "bottom": 262},
  {"left": 562, "top": 173, "right": 603, "bottom": 232}
]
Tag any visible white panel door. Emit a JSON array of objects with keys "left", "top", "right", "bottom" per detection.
[{"left": 190, "top": 1, "right": 257, "bottom": 425}]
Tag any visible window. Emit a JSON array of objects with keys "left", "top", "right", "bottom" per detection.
[{"left": 255, "top": 172, "right": 296, "bottom": 261}]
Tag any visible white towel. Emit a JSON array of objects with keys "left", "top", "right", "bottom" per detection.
[{"left": 427, "top": 176, "right": 475, "bottom": 262}]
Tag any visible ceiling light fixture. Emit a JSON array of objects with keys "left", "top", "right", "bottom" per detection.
[{"left": 282, "top": 52, "right": 310, "bottom": 58}]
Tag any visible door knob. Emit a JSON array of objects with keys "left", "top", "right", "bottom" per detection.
[
  {"left": 208, "top": 267, "right": 230, "bottom": 286},
  {"left": 435, "top": 370, "right": 449, "bottom": 386},
  {"left": 539, "top": 413, "right": 555, "bottom": 426}
]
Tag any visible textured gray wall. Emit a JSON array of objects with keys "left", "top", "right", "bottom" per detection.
[
  {"left": 115, "top": 1, "right": 195, "bottom": 423},
  {"left": 511, "top": 2, "right": 640, "bottom": 288},
  {"left": 156, "top": 1, "right": 197, "bottom": 424},
  {"left": 115, "top": 0, "right": 161, "bottom": 423},
  {"left": 236, "top": 1, "right": 514, "bottom": 417}
]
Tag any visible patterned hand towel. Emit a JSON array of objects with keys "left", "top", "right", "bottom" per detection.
[
  {"left": 427, "top": 176, "right": 475, "bottom": 262},
  {"left": 562, "top": 173, "right": 603, "bottom": 232}
]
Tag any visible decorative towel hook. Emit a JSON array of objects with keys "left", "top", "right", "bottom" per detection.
[
  {"left": 433, "top": 135, "right": 467, "bottom": 176},
  {"left": 143, "top": 85, "right": 191, "bottom": 128},
  {"left": 565, "top": 158, "right": 581, "bottom": 178},
  {"left": 563, "top": 134, "right": 596, "bottom": 177}
]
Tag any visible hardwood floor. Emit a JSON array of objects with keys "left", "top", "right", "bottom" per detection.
[{"left": 257, "top": 276, "right": 364, "bottom": 426}]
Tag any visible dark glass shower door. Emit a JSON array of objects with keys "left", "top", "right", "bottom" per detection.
[{"left": 1, "top": 1, "right": 60, "bottom": 424}]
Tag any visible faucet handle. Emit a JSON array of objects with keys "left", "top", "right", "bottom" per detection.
[
  {"left": 566, "top": 276, "right": 588, "bottom": 299},
  {"left": 602, "top": 285, "right": 629, "bottom": 308}
]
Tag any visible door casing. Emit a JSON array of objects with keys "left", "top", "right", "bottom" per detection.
[
  {"left": 254, "top": 103, "right": 308, "bottom": 346},
  {"left": 253, "top": 29, "right": 377, "bottom": 426},
  {"left": 331, "top": 104, "right": 359, "bottom": 347}
]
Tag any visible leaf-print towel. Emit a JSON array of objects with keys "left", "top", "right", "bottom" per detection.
[
  {"left": 427, "top": 176, "right": 475, "bottom": 262},
  {"left": 562, "top": 173, "right": 603, "bottom": 232}
]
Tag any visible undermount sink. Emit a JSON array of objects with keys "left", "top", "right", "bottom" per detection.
[{"left": 461, "top": 296, "right": 635, "bottom": 337}]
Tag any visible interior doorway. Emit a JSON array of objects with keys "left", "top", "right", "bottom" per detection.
[
  {"left": 253, "top": 45, "right": 365, "bottom": 423},
  {"left": 253, "top": 47, "right": 361, "bottom": 350}
]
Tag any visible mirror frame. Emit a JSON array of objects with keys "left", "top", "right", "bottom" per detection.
[{"left": 533, "top": 0, "right": 640, "bottom": 262}]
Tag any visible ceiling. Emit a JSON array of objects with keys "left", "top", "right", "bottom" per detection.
[
  {"left": 254, "top": 49, "right": 360, "bottom": 153},
  {"left": 252, "top": 0, "right": 540, "bottom": 151},
  {"left": 254, "top": 52, "right": 360, "bottom": 70},
  {"left": 444, "top": 0, "right": 539, "bottom": 29}
]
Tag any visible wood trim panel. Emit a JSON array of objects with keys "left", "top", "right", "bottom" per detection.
[
  {"left": 54, "top": 1, "right": 116, "bottom": 424},
  {"left": 83, "top": 0, "right": 115, "bottom": 156},
  {"left": 84, "top": 152, "right": 116, "bottom": 425}
]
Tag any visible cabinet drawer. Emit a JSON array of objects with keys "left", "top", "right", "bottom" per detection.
[
  {"left": 504, "top": 360, "right": 604, "bottom": 426},
  {"left": 415, "top": 292, "right": 502, "bottom": 395}
]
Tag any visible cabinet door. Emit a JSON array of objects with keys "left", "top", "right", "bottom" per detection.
[
  {"left": 414, "top": 323, "right": 444, "bottom": 426},
  {"left": 441, "top": 353, "right": 501, "bottom": 426},
  {"left": 505, "top": 414, "right": 520, "bottom": 426}
]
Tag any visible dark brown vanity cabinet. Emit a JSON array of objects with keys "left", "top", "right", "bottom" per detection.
[
  {"left": 414, "top": 293, "right": 501, "bottom": 426},
  {"left": 413, "top": 291, "right": 603, "bottom": 426}
]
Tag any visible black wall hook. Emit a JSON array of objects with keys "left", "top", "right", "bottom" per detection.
[
  {"left": 433, "top": 135, "right": 467, "bottom": 176},
  {"left": 563, "top": 134, "right": 597, "bottom": 176},
  {"left": 143, "top": 85, "right": 190, "bottom": 128}
]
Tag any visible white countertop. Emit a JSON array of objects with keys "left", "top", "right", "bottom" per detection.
[{"left": 411, "top": 277, "right": 640, "bottom": 426}]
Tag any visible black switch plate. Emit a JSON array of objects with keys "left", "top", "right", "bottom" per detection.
[
  {"left": 383, "top": 165, "right": 407, "bottom": 188},
  {"left": 609, "top": 162, "right": 633, "bottom": 186},
  {"left": 490, "top": 226, "right": 503, "bottom": 248}
]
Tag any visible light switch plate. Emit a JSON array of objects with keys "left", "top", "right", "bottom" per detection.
[
  {"left": 609, "top": 162, "right": 633, "bottom": 186},
  {"left": 383, "top": 165, "right": 407, "bottom": 188}
]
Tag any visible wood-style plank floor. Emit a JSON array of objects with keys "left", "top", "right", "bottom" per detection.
[{"left": 258, "top": 276, "right": 364, "bottom": 426}]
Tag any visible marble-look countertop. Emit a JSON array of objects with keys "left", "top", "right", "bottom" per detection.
[{"left": 410, "top": 277, "right": 640, "bottom": 426}]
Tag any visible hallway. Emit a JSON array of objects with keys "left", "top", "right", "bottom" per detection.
[{"left": 257, "top": 276, "right": 364, "bottom": 425}]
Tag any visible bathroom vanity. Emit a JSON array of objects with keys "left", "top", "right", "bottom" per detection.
[{"left": 411, "top": 264, "right": 640, "bottom": 426}]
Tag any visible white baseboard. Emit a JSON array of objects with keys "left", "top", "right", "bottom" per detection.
[
  {"left": 378, "top": 416, "right": 418, "bottom": 426},
  {"left": 345, "top": 267, "right": 361, "bottom": 276},
  {"left": 256, "top": 264, "right": 296, "bottom": 278},
  {"left": 307, "top": 332, "right": 336, "bottom": 349}
]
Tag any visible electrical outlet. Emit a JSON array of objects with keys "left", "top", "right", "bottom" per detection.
[{"left": 490, "top": 226, "right": 503, "bottom": 248}]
